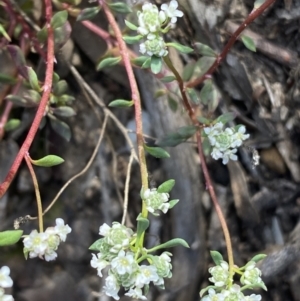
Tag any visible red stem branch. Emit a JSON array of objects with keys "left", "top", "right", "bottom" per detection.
[
  {"left": 0, "top": 0, "right": 54, "bottom": 198},
  {"left": 186, "top": 0, "right": 276, "bottom": 88}
]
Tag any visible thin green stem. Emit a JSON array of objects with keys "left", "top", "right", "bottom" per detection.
[{"left": 24, "top": 153, "right": 43, "bottom": 233}]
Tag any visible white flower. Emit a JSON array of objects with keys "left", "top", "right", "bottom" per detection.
[
  {"left": 90, "top": 253, "right": 109, "bottom": 277},
  {"left": 244, "top": 294, "right": 262, "bottom": 301},
  {"left": 111, "top": 251, "right": 136, "bottom": 275},
  {"left": 201, "top": 288, "right": 225, "bottom": 301},
  {"left": 143, "top": 188, "right": 170, "bottom": 215},
  {"left": 222, "top": 284, "right": 244, "bottom": 301},
  {"left": 137, "top": 3, "right": 166, "bottom": 36},
  {"left": 103, "top": 274, "right": 120, "bottom": 300},
  {"left": 0, "top": 288, "right": 13, "bottom": 301},
  {"left": 44, "top": 249, "right": 58, "bottom": 262},
  {"left": 231, "top": 125, "right": 250, "bottom": 148},
  {"left": 125, "top": 287, "right": 147, "bottom": 300},
  {"left": 160, "top": 0, "right": 183, "bottom": 24},
  {"left": 54, "top": 218, "right": 71, "bottom": 242},
  {"left": 99, "top": 223, "right": 111, "bottom": 236},
  {"left": 0, "top": 267, "right": 13, "bottom": 288},
  {"left": 222, "top": 148, "right": 237, "bottom": 165},
  {"left": 211, "top": 148, "right": 223, "bottom": 160},
  {"left": 135, "top": 265, "right": 159, "bottom": 288},
  {"left": 208, "top": 261, "right": 229, "bottom": 287},
  {"left": 23, "top": 230, "right": 49, "bottom": 259},
  {"left": 242, "top": 261, "right": 263, "bottom": 286},
  {"left": 139, "top": 35, "right": 168, "bottom": 57}
]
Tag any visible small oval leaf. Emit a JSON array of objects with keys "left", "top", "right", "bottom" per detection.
[
  {"left": 169, "top": 199, "right": 179, "bottom": 209},
  {"left": 0, "top": 73, "right": 17, "bottom": 85},
  {"left": 51, "top": 10, "right": 68, "bottom": 29},
  {"left": 194, "top": 42, "right": 217, "bottom": 57},
  {"left": 96, "top": 57, "right": 122, "bottom": 70},
  {"left": 31, "top": 155, "right": 65, "bottom": 167},
  {"left": 52, "top": 106, "right": 76, "bottom": 117},
  {"left": 125, "top": 19, "right": 138, "bottom": 30},
  {"left": 108, "top": 2, "right": 132, "bottom": 13},
  {"left": 210, "top": 250, "right": 223, "bottom": 265},
  {"left": 123, "top": 35, "right": 143, "bottom": 44},
  {"left": 161, "top": 75, "right": 176, "bottom": 83},
  {"left": 108, "top": 99, "right": 134, "bottom": 107},
  {"left": 49, "top": 115, "right": 71, "bottom": 141},
  {"left": 250, "top": 254, "right": 267, "bottom": 263},
  {"left": 216, "top": 112, "right": 236, "bottom": 124},
  {"left": 136, "top": 214, "right": 149, "bottom": 245},
  {"left": 0, "top": 230, "right": 23, "bottom": 246},
  {"left": 150, "top": 56, "right": 162, "bottom": 74},
  {"left": 166, "top": 42, "right": 193, "bottom": 54},
  {"left": 156, "top": 133, "right": 185, "bottom": 147},
  {"left": 241, "top": 35, "right": 256, "bottom": 52},
  {"left": 27, "top": 67, "right": 40, "bottom": 91},
  {"left": 144, "top": 145, "right": 170, "bottom": 158},
  {"left": 4, "top": 119, "right": 21, "bottom": 131},
  {"left": 53, "top": 80, "right": 68, "bottom": 96},
  {"left": 177, "top": 125, "right": 198, "bottom": 139},
  {"left": 76, "top": 6, "right": 101, "bottom": 21},
  {"left": 149, "top": 238, "right": 189, "bottom": 253},
  {"left": 157, "top": 179, "right": 175, "bottom": 193},
  {"left": 131, "top": 56, "right": 150, "bottom": 67}
]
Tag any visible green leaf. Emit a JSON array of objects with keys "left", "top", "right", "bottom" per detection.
[
  {"left": 250, "top": 254, "right": 267, "bottom": 263},
  {"left": 31, "top": 155, "right": 65, "bottom": 167},
  {"left": 241, "top": 35, "right": 256, "bottom": 52},
  {"left": 57, "top": 94, "right": 75, "bottom": 104},
  {"left": 108, "top": 2, "right": 132, "bottom": 13},
  {"left": 182, "top": 62, "right": 196, "bottom": 82},
  {"left": 37, "top": 26, "right": 47, "bottom": 44},
  {"left": 144, "top": 145, "right": 170, "bottom": 158},
  {"left": 160, "top": 75, "right": 176, "bottom": 83},
  {"left": 166, "top": 42, "right": 193, "bottom": 54},
  {"left": 216, "top": 112, "right": 236, "bottom": 124},
  {"left": 141, "top": 57, "right": 151, "bottom": 69},
  {"left": 6, "top": 94, "right": 38, "bottom": 107},
  {"left": 52, "top": 106, "right": 76, "bottom": 117},
  {"left": 148, "top": 238, "right": 189, "bottom": 253},
  {"left": 53, "top": 22, "right": 72, "bottom": 49},
  {"left": 154, "top": 89, "right": 167, "bottom": 98},
  {"left": 136, "top": 214, "right": 149, "bottom": 245},
  {"left": 4, "top": 119, "right": 21, "bottom": 131},
  {"left": 125, "top": 19, "right": 138, "bottom": 30},
  {"left": 108, "top": 99, "right": 134, "bottom": 107},
  {"left": 156, "top": 133, "right": 185, "bottom": 147},
  {"left": 167, "top": 95, "right": 178, "bottom": 112},
  {"left": 202, "top": 137, "right": 211, "bottom": 156},
  {"left": 49, "top": 115, "right": 71, "bottom": 141},
  {"left": 194, "top": 56, "right": 215, "bottom": 77},
  {"left": 131, "top": 56, "right": 150, "bottom": 67},
  {"left": 0, "top": 24, "right": 11, "bottom": 41},
  {"left": 200, "top": 79, "right": 213, "bottom": 105},
  {"left": 76, "top": 6, "right": 101, "bottom": 21},
  {"left": 123, "top": 35, "right": 143, "bottom": 44},
  {"left": 0, "top": 73, "right": 17, "bottom": 85},
  {"left": 27, "top": 67, "right": 40, "bottom": 91},
  {"left": 194, "top": 42, "right": 217, "bottom": 57},
  {"left": 89, "top": 238, "right": 103, "bottom": 251},
  {"left": 53, "top": 80, "right": 68, "bottom": 96},
  {"left": 187, "top": 88, "right": 199, "bottom": 105},
  {"left": 169, "top": 199, "right": 179, "bottom": 209},
  {"left": 210, "top": 250, "right": 223, "bottom": 265},
  {"left": 96, "top": 57, "right": 121, "bottom": 70},
  {"left": 177, "top": 125, "right": 198, "bottom": 139},
  {"left": 51, "top": 10, "right": 68, "bottom": 29},
  {"left": 53, "top": 72, "right": 60, "bottom": 84},
  {"left": 0, "top": 230, "right": 23, "bottom": 246},
  {"left": 150, "top": 56, "right": 162, "bottom": 74},
  {"left": 197, "top": 116, "right": 211, "bottom": 125},
  {"left": 157, "top": 179, "right": 175, "bottom": 193}
]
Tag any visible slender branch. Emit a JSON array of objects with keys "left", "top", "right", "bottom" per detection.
[
  {"left": 24, "top": 153, "right": 43, "bottom": 232},
  {"left": 0, "top": 0, "right": 54, "bottom": 198},
  {"left": 186, "top": 0, "right": 276, "bottom": 88},
  {"left": 196, "top": 132, "right": 234, "bottom": 281},
  {"left": 101, "top": 2, "right": 149, "bottom": 201},
  {"left": 121, "top": 150, "right": 134, "bottom": 225}
]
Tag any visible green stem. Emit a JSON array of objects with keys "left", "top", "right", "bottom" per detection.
[{"left": 24, "top": 153, "right": 43, "bottom": 233}]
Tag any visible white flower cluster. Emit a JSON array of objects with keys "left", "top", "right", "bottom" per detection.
[
  {"left": 204, "top": 122, "right": 250, "bottom": 164},
  {"left": 136, "top": 1, "right": 183, "bottom": 57},
  {"left": 0, "top": 266, "right": 14, "bottom": 301},
  {"left": 201, "top": 260, "right": 265, "bottom": 301},
  {"left": 142, "top": 188, "right": 170, "bottom": 215},
  {"left": 90, "top": 222, "right": 172, "bottom": 300},
  {"left": 23, "top": 218, "right": 71, "bottom": 261}
]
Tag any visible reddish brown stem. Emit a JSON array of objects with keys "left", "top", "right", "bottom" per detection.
[
  {"left": 0, "top": 0, "right": 54, "bottom": 198},
  {"left": 186, "top": 0, "right": 276, "bottom": 88}
]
